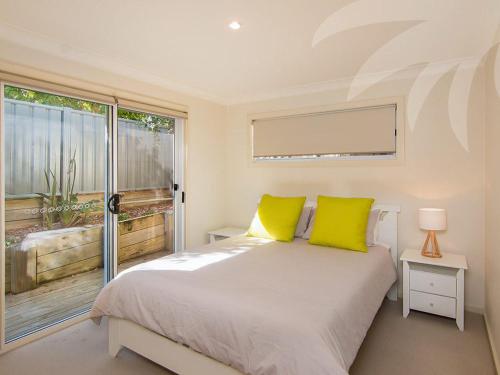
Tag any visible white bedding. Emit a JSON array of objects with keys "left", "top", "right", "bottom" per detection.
[{"left": 90, "top": 236, "right": 397, "bottom": 375}]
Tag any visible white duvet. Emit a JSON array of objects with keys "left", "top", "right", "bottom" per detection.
[{"left": 91, "top": 236, "right": 396, "bottom": 375}]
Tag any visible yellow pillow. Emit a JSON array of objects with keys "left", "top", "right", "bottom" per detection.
[
  {"left": 309, "top": 196, "right": 374, "bottom": 252},
  {"left": 247, "top": 194, "right": 306, "bottom": 242}
]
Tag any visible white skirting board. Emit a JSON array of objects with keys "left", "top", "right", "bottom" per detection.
[
  {"left": 109, "top": 317, "right": 243, "bottom": 375},
  {"left": 484, "top": 313, "right": 500, "bottom": 373}
]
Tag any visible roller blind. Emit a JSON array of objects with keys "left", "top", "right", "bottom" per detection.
[
  {"left": 0, "top": 71, "right": 116, "bottom": 105},
  {"left": 117, "top": 98, "right": 188, "bottom": 119},
  {"left": 0, "top": 71, "right": 189, "bottom": 118},
  {"left": 252, "top": 104, "right": 396, "bottom": 158}
]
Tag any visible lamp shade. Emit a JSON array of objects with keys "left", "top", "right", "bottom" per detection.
[{"left": 419, "top": 208, "right": 447, "bottom": 231}]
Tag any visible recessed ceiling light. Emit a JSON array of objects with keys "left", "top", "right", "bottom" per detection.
[{"left": 228, "top": 21, "right": 241, "bottom": 30}]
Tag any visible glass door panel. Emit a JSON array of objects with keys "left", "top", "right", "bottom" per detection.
[
  {"left": 116, "top": 108, "right": 175, "bottom": 272},
  {"left": 3, "top": 85, "right": 110, "bottom": 342}
]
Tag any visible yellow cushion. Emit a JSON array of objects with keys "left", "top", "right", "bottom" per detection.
[
  {"left": 309, "top": 196, "right": 374, "bottom": 252},
  {"left": 247, "top": 194, "right": 306, "bottom": 242}
]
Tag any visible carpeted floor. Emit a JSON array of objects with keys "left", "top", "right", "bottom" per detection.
[{"left": 0, "top": 300, "right": 496, "bottom": 375}]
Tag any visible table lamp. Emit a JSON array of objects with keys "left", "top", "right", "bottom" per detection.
[{"left": 419, "top": 208, "right": 447, "bottom": 258}]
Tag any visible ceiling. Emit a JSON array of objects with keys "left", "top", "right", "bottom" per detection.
[{"left": 0, "top": 0, "right": 498, "bottom": 104}]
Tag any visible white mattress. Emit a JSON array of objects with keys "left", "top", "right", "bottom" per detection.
[{"left": 91, "top": 236, "right": 397, "bottom": 375}]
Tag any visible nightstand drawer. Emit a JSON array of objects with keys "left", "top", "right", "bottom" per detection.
[
  {"left": 410, "top": 265, "right": 457, "bottom": 297},
  {"left": 410, "top": 290, "right": 456, "bottom": 318}
]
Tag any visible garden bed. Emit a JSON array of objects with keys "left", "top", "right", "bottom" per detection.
[
  {"left": 4, "top": 188, "right": 174, "bottom": 294},
  {"left": 5, "top": 211, "right": 173, "bottom": 294}
]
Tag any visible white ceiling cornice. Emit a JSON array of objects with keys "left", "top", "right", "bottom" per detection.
[
  {"left": 225, "top": 56, "right": 484, "bottom": 105},
  {"left": 0, "top": 21, "right": 487, "bottom": 107},
  {"left": 0, "top": 22, "right": 227, "bottom": 105}
]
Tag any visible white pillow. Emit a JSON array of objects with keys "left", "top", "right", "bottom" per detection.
[
  {"left": 301, "top": 209, "right": 316, "bottom": 240},
  {"left": 302, "top": 208, "right": 381, "bottom": 246},
  {"left": 365, "top": 209, "right": 381, "bottom": 246},
  {"left": 295, "top": 206, "right": 313, "bottom": 237}
]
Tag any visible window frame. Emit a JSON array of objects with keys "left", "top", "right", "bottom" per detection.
[{"left": 248, "top": 96, "right": 405, "bottom": 166}]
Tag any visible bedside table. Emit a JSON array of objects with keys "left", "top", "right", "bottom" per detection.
[
  {"left": 401, "top": 249, "right": 468, "bottom": 331},
  {"left": 208, "top": 227, "right": 247, "bottom": 243}
]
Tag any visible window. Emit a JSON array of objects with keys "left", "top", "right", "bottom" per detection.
[{"left": 251, "top": 104, "right": 397, "bottom": 161}]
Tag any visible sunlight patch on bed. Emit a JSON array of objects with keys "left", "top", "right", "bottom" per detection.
[{"left": 116, "top": 248, "right": 256, "bottom": 275}]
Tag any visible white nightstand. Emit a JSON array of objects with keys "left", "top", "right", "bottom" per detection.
[
  {"left": 401, "top": 249, "right": 468, "bottom": 331},
  {"left": 208, "top": 227, "right": 247, "bottom": 243}
]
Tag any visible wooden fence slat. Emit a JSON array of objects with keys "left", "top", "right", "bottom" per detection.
[
  {"left": 5, "top": 208, "right": 42, "bottom": 222},
  {"left": 5, "top": 246, "right": 12, "bottom": 293},
  {"left": 166, "top": 213, "right": 174, "bottom": 251},
  {"left": 11, "top": 244, "right": 37, "bottom": 293},
  {"left": 119, "top": 214, "right": 164, "bottom": 235},
  {"left": 37, "top": 241, "right": 102, "bottom": 273},
  {"left": 118, "top": 235, "right": 166, "bottom": 263},
  {"left": 35, "top": 226, "right": 103, "bottom": 256},
  {"left": 5, "top": 218, "right": 43, "bottom": 231},
  {"left": 121, "top": 188, "right": 171, "bottom": 200},
  {"left": 5, "top": 197, "right": 43, "bottom": 209},
  {"left": 119, "top": 224, "right": 165, "bottom": 248},
  {"left": 37, "top": 256, "right": 102, "bottom": 284}
]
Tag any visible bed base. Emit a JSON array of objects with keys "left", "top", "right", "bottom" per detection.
[
  {"left": 374, "top": 205, "right": 400, "bottom": 301},
  {"left": 109, "top": 317, "right": 242, "bottom": 375},
  {"left": 108, "top": 205, "right": 400, "bottom": 373}
]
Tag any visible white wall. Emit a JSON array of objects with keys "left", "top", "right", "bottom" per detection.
[
  {"left": 0, "top": 39, "right": 227, "bottom": 248},
  {"left": 0, "top": 37, "right": 489, "bottom": 314},
  {"left": 224, "top": 66, "right": 486, "bottom": 312},
  {"left": 485, "top": 42, "right": 500, "bottom": 367}
]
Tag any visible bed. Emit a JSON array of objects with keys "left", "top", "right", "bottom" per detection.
[{"left": 90, "top": 205, "right": 399, "bottom": 375}]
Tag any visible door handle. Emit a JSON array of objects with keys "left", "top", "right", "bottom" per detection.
[{"left": 107, "top": 194, "right": 121, "bottom": 214}]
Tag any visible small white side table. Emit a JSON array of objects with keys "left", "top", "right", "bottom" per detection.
[
  {"left": 208, "top": 227, "right": 247, "bottom": 243},
  {"left": 401, "top": 249, "right": 468, "bottom": 331}
]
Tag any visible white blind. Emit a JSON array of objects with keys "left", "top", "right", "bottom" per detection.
[
  {"left": 117, "top": 98, "right": 188, "bottom": 119},
  {"left": 252, "top": 104, "right": 396, "bottom": 158},
  {"left": 0, "top": 71, "right": 116, "bottom": 105}
]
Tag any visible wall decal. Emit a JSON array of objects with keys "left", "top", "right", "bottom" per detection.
[{"left": 313, "top": 0, "right": 500, "bottom": 152}]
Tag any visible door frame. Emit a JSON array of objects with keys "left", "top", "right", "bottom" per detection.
[
  {"left": 111, "top": 104, "right": 185, "bottom": 275},
  {"left": 174, "top": 117, "right": 186, "bottom": 253},
  {"left": 0, "top": 80, "right": 115, "bottom": 352},
  {"left": 0, "top": 81, "right": 186, "bottom": 353}
]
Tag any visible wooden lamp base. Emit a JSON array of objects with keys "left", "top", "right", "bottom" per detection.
[{"left": 421, "top": 230, "right": 442, "bottom": 258}]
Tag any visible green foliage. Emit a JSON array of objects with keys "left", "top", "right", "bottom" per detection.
[
  {"left": 79, "top": 199, "right": 100, "bottom": 225},
  {"left": 5, "top": 86, "right": 175, "bottom": 134},
  {"left": 144, "top": 208, "right": 156, "bottom": 216},
  {"left": 37, "top": 169, "right": 59, "bottom": 229},
  {"left": 118, "top": 108, "right": 174, "bottom": 134},
  {"left": 118, "top": 212, "right": 130, "bottom": 222},
  {"left": 5, "top": 85, "right": 106, "bottom": 114},
  {"left": 58, "top": 150, "right": 81, "bottom": 228},
  {"left": 36, "top": 150, "right": 101, "bottom": 229}
]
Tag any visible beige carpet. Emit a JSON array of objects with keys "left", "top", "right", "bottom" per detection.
[{"left": 0, "top": 300, "right": 496, "bottom": 375}]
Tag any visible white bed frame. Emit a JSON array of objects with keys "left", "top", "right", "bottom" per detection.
[{"left": 108, "top": 205, "right": 400, "bottom": 375}]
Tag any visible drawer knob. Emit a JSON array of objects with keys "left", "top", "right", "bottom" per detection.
[
  {"left": 429, "top": 303, "right": 434, "bottom": 307},
  {"left": 430, "top": 282, "right": 434, "bottom": 287}
]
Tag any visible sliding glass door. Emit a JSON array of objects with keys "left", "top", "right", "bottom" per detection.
[
  {"left": 1, "top": 82, "right": 184, "bottom": 345},
  {"left": 2, "top": 84, "right": 111, "bottom": 342},
  {"left": 115, "top": 107, "right": 176, "bottom": 272}
]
